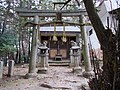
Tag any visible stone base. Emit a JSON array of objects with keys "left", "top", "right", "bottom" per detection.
[
  {"left": 37, "top": 64, "right": 49, "bottom": 68},
  {"left": 73, "top": 67, "right": 82, "bottom": 73},
  {"left": 81, "top": 83, "right": 91, "bottom": 90},
  {"left": 37, "top": 67, "right": 48, "bottom": 74},
  {"left": 25, "top": 72, "right": 37, "bottom": 79},
  {"left": 83, "top": 71, "right": 94, "bottom": 78},
  {"left": 69, "top": 63, "right": 75, "bottom": 67},
  {"left": 45, "top": 64, "right": 49, "bottom": 67}
]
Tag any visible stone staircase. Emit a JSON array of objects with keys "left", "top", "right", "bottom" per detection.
[{"left": 48, "top": 60, "right": 70, "bottom": 66}]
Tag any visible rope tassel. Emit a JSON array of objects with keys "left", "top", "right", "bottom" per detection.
[
  {"left": 52, "top": 22, "right": 57, "bottom": 41},
  {"left": 62, "top": 23, "right": 67, "bottom": 42}
]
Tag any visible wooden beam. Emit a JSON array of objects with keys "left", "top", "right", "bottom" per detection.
[
  {"left": 15, "top": 8, "right": 87, "bottom": 17},
  {"left": 24, "top": 21, "right": 91, "bottom": 27},
  {"left": 40, "top": 31, "right": 80, "bottom": 36}
]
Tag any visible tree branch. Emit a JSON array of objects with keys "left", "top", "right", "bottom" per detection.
[{"left": 83, "top": 0, "right": 108, "bottom": 46}]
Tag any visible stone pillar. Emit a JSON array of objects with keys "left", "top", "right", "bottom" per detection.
[
  {"left": 76, "top": 34, "right": 82, "bottom": 65},
  {"left": 25, "top": 16, "right": 39, "bottom": 78},
  {"left": 79, "top": 15, "right": 94, "bottom": 78},
  {"left": 0, "top": 61, "right": 3, "bottom": 78},
  {"left": 40, "top": 56, "right": 46, "bottom": 68},
  {"left": 69, "top": 49, "right": 74, "bottom": 67},
  {"left": 8, "top": 60, "right": 14, "bottom": 77},
  {"left": 36, "top": 49, "right": 41, "bottom": 67},
  {"left": 45, "top": 49, "right": 49, "bottom": 67}
]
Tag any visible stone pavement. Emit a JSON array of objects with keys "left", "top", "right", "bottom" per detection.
[{"left": 0, "top": 65, "right": 90, "bottom": 90}]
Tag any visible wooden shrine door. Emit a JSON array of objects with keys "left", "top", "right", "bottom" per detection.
[{"left": 49, "top": 37, "right": 68, "bottom": 60}]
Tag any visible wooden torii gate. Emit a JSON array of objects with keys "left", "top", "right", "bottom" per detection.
[{"left": 15, "top": 8, "right": 93, "bottom": 78}]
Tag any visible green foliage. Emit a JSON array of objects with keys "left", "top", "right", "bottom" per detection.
[
  {"left": 0, "top": 31, "right": 17, "bottom": 55},
  {"left": 0, "top": 44, "right": 16, "bottom": 53}
]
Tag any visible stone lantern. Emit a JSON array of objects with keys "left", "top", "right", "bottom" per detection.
[
  {"left": 37, "top": 42, "right": 49, "bottom": 73},
  {"left": 71, "top": 41, "right": 82, "bottom": 73}
]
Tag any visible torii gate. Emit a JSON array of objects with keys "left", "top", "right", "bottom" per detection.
[{"left": 15, "top": 8, "right": 93, "bottom": 78}]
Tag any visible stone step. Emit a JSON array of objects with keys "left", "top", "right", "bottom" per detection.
[
  {"left": 49, "top": 63, "right": 70, "bottom": 66},
  {"left": 48, "top": 60, "right": 70, "bottom": 66}
]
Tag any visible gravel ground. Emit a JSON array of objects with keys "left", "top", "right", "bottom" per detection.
[{"left": 0, "top": 65, "right": 90, "bottom": 90}]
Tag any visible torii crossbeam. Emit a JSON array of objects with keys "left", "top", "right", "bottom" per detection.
[{"left": 15, "top": 8, "right": 87, "bottom": 17}]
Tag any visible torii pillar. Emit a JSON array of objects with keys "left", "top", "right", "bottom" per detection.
[
  {"left": 79, "top": 15, "right": 94, "bottom": 78},
  {"left": 25, "top": 16, "right": 39, "bottom": 78}
]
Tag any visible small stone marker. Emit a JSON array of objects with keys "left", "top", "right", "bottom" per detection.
[
  {"left": 0, "top": 61, "right": 3, "bottom": 78},
  {"left": 8, "top": 60, "right": 14, "bottom": 77}
]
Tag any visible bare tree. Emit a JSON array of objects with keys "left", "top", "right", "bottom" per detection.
[{"left": 83, "top": 0, "right": 120, "bottom": 90}]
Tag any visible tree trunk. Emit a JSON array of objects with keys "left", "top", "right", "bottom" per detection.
[
  {"left": 102, "top": 32, "right": 116, "bottom": 90},
  {"left": 21, "top": 34, "right": 26, "bottom": 63},
  {"left": 116, "top": 19, "right": 120, "bottom": 89},
  {"left": 2, "top": 1, "right": 11, "bottom": 34},
  {"left": 15, "top": 39, "right": 19, "bottom": 64},
  {"left": 18, "top": 30, "right": 21, "bottom": 63},
  {"left": 83, "top": 0, "right": 119, "bottom": 89},
  {"left": 83, "top": 0, "right": 107, "bottom": 46},
  {"left": 27, "top": 30, "right": 31, "bottom": 63}
]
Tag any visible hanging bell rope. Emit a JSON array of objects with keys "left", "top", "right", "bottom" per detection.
[
  {"left": 62, "top": 23, "right": 67, "bottom": 42},
  {"left": 52, "top": 22, "right": 57, "bottom": 41},
  {"left": 63, "top": 23, "right": 65, "bottom": 36}
]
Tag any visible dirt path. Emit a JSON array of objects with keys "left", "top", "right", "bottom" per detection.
[{"left": 0, "top": 65, "right": 90, "bottom": 90}]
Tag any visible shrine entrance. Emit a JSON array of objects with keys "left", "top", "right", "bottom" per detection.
[
  {"left": 41, "top": 36, "right": 76, "bottom": 60},
  {"left": 15, "top": 7, "right": 93, "bottom": 78},
  {"left": 39, "top": 23, "right": 81, "bottom": 60}
]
